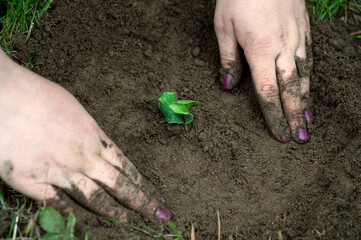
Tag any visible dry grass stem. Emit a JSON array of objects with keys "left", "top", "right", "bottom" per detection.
[
  {"left": 217, "top": 210, "right": 221, "bottom": 240},
  {"left": 191, "top": 224, "right": 195, "bottom": 240}
]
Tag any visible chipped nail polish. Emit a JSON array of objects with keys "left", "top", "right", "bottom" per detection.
[
  {"left": 155, "top": 208, "right": 172, "bottom": 221},
  {"left": 154, "top": 194, "right": 166, "bottom": 205},
  {"left": 93, "top": 219, "right": 100, "bottom": 228},
  {"left": 281, "top": 136, "right": 290, "bottom": 142},
  {"left": 221, "top": 73, "right": 233, "bottom": 90},
  {"left": 304, "top": 109, "right": 314, "bottom": 123},
  {"left": 298, "top": 128, "right": 309, "bottom": 141}
]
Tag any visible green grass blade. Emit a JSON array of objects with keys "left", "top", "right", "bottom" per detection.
[
  {"left": 168, "top": 220, "right": 184, "bottom": 240},
  {"left": 353, "top": 0, "right": 361, "bottom": 12},
  {"left": 7, "top": 213, "right": 17, "bottom": 238},
  {"left": 0, "top": 190, "right": 6, "bottom": 209}
]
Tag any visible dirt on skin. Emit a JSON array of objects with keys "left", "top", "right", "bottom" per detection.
[{"left": 2, "top": 0, "right": 360, "bottom": 239}]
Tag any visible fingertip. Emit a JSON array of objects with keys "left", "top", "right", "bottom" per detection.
[
  {"left": 219, "top": 62, "right": 242, "bottom": 90},
  {"left": 154, "top": 207, "right": 172, "bottom": 221},
  {"left": 114, "top": 210, "right": 128, "bottom": 223},
  {"left": 281, "top": 136, "right": 290, "bottom": 143},
  {"left": 294, "top": 126, "right": 310, "bottom": 143},
  {"left": 275, "top": 121, "right": 291, "bottom": 143},
  {"left": 221, "top": 73, "right": 233, "bottom": 90}
]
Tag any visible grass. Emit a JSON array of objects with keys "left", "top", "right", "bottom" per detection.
[
  {"left": 306, "top": 0, "right": 361, "bottom": 37},
  {"left": 307, "top": 0, "right": 361, "bottom": 20},
  {"left": 0, "top": 0, "right": 54, "bottom": 58}
]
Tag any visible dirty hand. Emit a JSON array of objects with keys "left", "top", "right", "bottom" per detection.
[
  {"left": 214, "top": 0, "right": 314, "bottom": 143},
  {"left": 0, "top": 51, "right": 170, "bottom": 222}
]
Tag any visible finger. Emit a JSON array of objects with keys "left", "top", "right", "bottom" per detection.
[
  {"left": 276, "top": 52, "right": 309, "bottom": 143},
  {"left": 15, "top": 182, "right": 58, "bottom": 201},
  {"left": 304, "top": 6, "right": 313, "bottom": 70},
  {"left": 98, "top": 136, "right": 159, "bottom": 200},
  {"left": 84, "top": 156, "right": 171, "bottom": 222},
  {"left": 246, "top": 55, "right": 291, "bottom": 142},
  {"left": 98, "top": 136, "right": 143, "bottom": 186},
  {"left": 214, "top": 12, "right": 242, "bottom": 89},
  {"left": 295, "top": 22, "right": 314, "bottom": 124},
  {"left": 46, "top": 188, "right": 94, "bottom": 224},
  {"left": 64, "top": 173, "right": 129, "bottom": 222}
]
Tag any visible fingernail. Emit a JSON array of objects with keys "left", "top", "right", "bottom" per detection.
[
  {"left": 304, "top": 109, "right": 314, "bottom": 123},
  {"left": 155, "top": 208, "right": 172, "bottom": 221},
  {"left": 221, "top": 73, "right": 233, "bottom": 90},
  {"left": 154, "top": 194, "right": 166, "bottom": 205},
  {"left": 281, "top": 136, "right": 290, "bottom": 142},
  {"left": 298, "top": 128, "right": 309, "bottom": 141}
]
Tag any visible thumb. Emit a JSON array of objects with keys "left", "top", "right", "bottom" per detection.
[{"left": 214, "top": 16, "right": 242, "bottom": 90}]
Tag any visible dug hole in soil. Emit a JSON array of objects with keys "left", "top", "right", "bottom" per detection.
[{"left": 6, "top": 0, "right": 361, "bottom": 239}]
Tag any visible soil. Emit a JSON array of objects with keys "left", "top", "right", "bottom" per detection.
[{"left": 2, "top": 0, "right": 361, "bottom": 239}]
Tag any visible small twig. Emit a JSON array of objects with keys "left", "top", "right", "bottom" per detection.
[
  {"left": 191, "top": 224, "right": 195, "bottom": 240},
  {"left": 25, "top": 12, "right": 36, "bottom": 43},
  {"left": 351, "top": 30, "right": 361, "bottom": 36},
  {"left": 217, "top": 211, "right": 221, "bottom": 240}
]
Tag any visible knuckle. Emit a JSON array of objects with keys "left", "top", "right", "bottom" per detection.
[
  {"left": 111, "top": 171, "right": 124, "bottom": 189},
  {"left": 276, "top": 63, "right": 298, "bottom": 81},
  {"left": 286, "top": 110, "right": 303, "bottom": 121},
  {"left": 258, "top": 83, "right": 280, "bottom": 100}
]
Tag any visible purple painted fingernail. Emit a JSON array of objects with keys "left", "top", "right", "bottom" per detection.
[
  {"left": 154, "top": 194, "right": 166, "bottom": 205},
  {"left": 304, "top": 109, "right": 314, "bottom": 123},
  {"left": 281, "top": 136, "right": 290, "bottom": 142},
  {"left": 93, "top": 219, "right": 100, "bottom": 228},
  {"left": 298, "top": 128, "right": 309, "bottom": 141},
  {"left": 155, "top": 208, "right": 172, "bottom": 221},
  {"left": 221, "top": 73, "right": 233, "bottom": 90}
]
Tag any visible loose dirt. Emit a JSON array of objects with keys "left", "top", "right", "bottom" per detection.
[{"left": 4, "top": 0, "right": 361, "bottom": 239}]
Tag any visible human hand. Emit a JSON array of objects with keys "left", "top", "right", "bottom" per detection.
[
  {"left": 0, "top": 51, "right": 171, "bottom": 222},
  {"left": 214, "top": 0, "right": 314, "bottom": 143}
]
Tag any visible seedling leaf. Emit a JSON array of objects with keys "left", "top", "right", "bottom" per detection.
[
  {"left": 158, "top": 92, "right": 183, "bottom": 124},
  {"left": 40, "top": 207, "right": 65, "bottom": 234},
  {"left": 158, "top": 92, "right": 199, "bottom": 131},
  {"left": 169, "top": 101, "right": 200, "bottom": 114}
]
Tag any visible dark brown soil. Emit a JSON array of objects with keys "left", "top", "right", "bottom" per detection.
[{"left": 3, "top": 0, "right": 361, "bottom": 239}]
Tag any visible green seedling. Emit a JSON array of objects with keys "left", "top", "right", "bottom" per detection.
[
  {"left": 104, "top": 217, "right": 185, "bottom": 239},
  {"left": 168, "top": 220, "right": 184, "bottom": 240},
  {"left": 158, "top": 92, "right": 199, "bottom": 131},
  {"left": 40, "top": 207, "right": 76, "bottom": 240}
]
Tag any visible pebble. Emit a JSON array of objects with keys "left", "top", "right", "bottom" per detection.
[
  {"left": 192, "top": 47, "right": 200, "bottom": 57},
  {"left": 144, "top": 48, "right": 152, "bottom": 58},
  {"left": 159, "top": 138, "right": 167, "bottom": 145},
  {"left": 194, "top": 59, "right": 206, "bottom": 67}
]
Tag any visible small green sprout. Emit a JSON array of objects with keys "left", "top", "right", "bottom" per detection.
[
  {"left": 158, "top": 92, "right": 199, "bottom": 131},
  {"left": 40, "top": 207, "right": 76, "bottom": 240}
]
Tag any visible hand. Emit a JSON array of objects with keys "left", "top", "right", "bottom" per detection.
[
  {"left": 0, "top": 51, "right": 171, "bottom": 222},
  {"left": 214, "top": 0, "right": 314, "bottom": 143}
]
